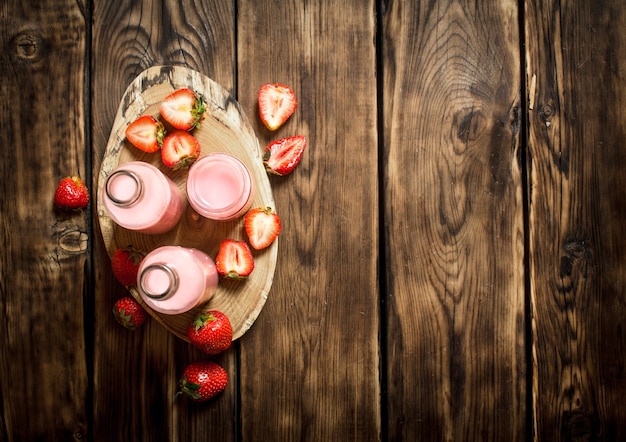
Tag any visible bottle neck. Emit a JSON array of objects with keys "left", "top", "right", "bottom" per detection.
[
  {"left": 105, "top": 169, "right": 143, "bottom": 207},
  {"left": 139, "top": 263, "right": 179, "bottom": 300}
]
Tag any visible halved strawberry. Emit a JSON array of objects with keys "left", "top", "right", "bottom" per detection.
[
  {"left": 215, "top": 239, "right": 254, "bottom": 279},
  {"left": 161, "top": 130, "right": 201, "bottom": 169},
  {"left": 244, "top": 207, "right": 281, "bottom": 250},
  {"left": 258, "top": 83, "right": 297, "bottom": 131},
  {"left": 160, "top": 88, "right": 206, "bottom": 131},
  {"left": 263, "top": 135, "right": 307, "bottom": 176},
  {"left": 125, "top": 115, "right": 165, "bottom": 153}
]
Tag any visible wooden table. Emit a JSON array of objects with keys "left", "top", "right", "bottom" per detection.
[{"left": 2, "top": 1, "right": 625, "bottom": 440}]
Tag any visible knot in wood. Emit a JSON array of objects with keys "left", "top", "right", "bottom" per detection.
[
  {"left": 456, "top": 109, "right": 487, "bottom": 143},
  {"left": 560, "top": 239, "right": 592, "bottom": 279},
  {"left": 57, "top": 228, "right": 88, "bottom": 254},
  {"left": 73, "top": 426, "right": 86, "bottom": 440},
  {"left": 562, "top": 410, "right": 598, "bottom": 441},
  {"left": 539, "top": 102, "right": 556, "bottom": 122},
  {"left": 11, "top": 31, "right": 44, "bottom": 62}
]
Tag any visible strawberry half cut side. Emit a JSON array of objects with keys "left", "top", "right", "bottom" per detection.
[
  {"left": 125, "top": 115, "right": 165, "bottom": 153},
  {"left": 160, "top": 88, "right": 206, "bottom": 131},
  {"left": 161, "top": 130, "right": 201, "bottom": 169},
  {"left": 215, "top": 239, "right": 254, "bottom": 279},
  {"left": 263, "top": 135, "right": 308, "bottom": 176},
  {"left": 258, "top": 83, "right": 297, "bottom": 131},
  {"left": 244, "top": 207, "right": 281, "bottom": 250}
]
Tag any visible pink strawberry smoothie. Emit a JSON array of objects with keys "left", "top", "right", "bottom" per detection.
[
  {"left": 186, "top": 153, "right": 253, "bottom": 220},
  {"left": 137, "top": 246, "right": 218, "bottom": 315},
  {"left": 103, "top": 161, "right": 183, "bottom": 234}
]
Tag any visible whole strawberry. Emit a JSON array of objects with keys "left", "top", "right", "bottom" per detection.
[
  {"left": 111, "top": 246, "right": 145, "bottom": 287},
  {"left": 113, "top": 296, "right": 148, "bottom": 330},
  {"left": 187, "top": 310, "right": 233, "bottom": 355},
  {"left": 177, "top": 361, "right": 228, "bottom": 402},
  {"left": 54, "top": 175, "right": 89, "bottom": 210}
]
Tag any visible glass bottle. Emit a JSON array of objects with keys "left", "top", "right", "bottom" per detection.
[
  {"left": 186, "top": 153, "right": 254, "bottom": 221},
  {"left": 137, "top": 246, "right": 219, "bottom": 315},
  {"left": 102, "top": 161, "right": 183, "bottom": 234}
]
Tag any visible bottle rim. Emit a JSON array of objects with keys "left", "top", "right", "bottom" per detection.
[
  {"left": 139, "top": 263, "right": 179, "bottom": 300},
  {"left": 187, "top": 153, "right": 253, "bottom": 219},
  {"left": 105, "top": 169, "right": 143, "bottom": 207}
]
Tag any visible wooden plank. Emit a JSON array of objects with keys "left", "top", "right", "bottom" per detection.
[
  {"left": 236, "top": 1, "right": 381, "bottom": 439},
  {"left": 525, "top": 0, "right": 626, "bottom": 439},
  {"left": 382, "top": 1, "right": 526, "bottom": 439},
  {"left": 90, "top": 1, "right": 237, "bottom": 439},
  {"left": 0, "top": 1, "right": 89, "bottom": 440}
]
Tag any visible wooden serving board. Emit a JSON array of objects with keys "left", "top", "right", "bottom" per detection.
[{"left": 96, "top": 65, "right": 278, "bottom": 341}]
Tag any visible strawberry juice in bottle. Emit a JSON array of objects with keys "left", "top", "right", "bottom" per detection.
[
  {"left": 103, "top": 161, "right": 183, "bottom": 234},
  {"left": 136, "top": 246, "right": 219, "bottom": 315},
  {"left": 186, "top": 152, "right": 254, "bottom": 221}
]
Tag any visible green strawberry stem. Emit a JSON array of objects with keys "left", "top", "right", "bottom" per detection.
[
  {"left": 192, "top": 312, "right": 216, "bottom": 331},
  {"left": 113, "top": 308, "right": 135, "bottom": 330},
  {"left": 177, "top": 378, "right": 202, "bottom": 400}
]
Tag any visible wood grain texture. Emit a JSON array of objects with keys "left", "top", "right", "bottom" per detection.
[
  {"left": 383, "top": 1, "right": 526, "bottom": 439},
  {"left": 91, "top": 1, "right": 237, "bottom": 440},
  {"left": 236, "top": 1, "right": 381, "bottom": 439},
  {"left": 526, "top": 0, "right": 626, "bottom": 440},
  {"left": 3, "top": 1, "right": 626, "bottom": 440},
  {"left": 0, "top": 1, "right": 89, "bottom": 440}
]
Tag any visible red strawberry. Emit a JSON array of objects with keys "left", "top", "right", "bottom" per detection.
[
  {"left": 263, "top": 135, "right": 307, "bottom": 176},
  {"left": 258, "top": 83, "right": 297, "bottom": 131},
  {"left": 112, "top": 296, "right": 148, "bottom": 330},
  {"left": 159, "top": 88, "right": 206, "bottom": 131},
  {"left": 54, "top": 175, "right": 89, "bottom": 210},
  {"left": 177, "top": 361, "right": 228, "bottom": 402},
  {"left": 215, "top": 239, "right": 254, "bottom": 279},
  {"left": 125, "top": 115, "right": 165, "bottom": 153},
  {"left": 187, "top": 310, "right": 233, "bottom": 355},
  {"left": 111, "top": 246, "right": 145, "bottom": 287},
  {"left": 161, "top": 130, "right": 201, "bottom": 169},
  {"left": 244, "top": 207, "right": 281, "bottom": 250}
]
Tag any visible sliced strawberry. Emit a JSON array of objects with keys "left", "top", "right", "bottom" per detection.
[
  {"left": 159, "top": 88, "right": 206, "bottom": 131},
  {"left": 125, "top": 115, "right": 165, "bottom": 153},
  {"left": 161, "top": 130, "right": 201, "bottom": 169},
  {"left": 258, "top": 83, "right": 297, "bottom": 131},
  {"left": 215, "top": 239, "right": 254, "bottom": 279},
  {"left": 244, "top": 207, "right": 281, "bottom": 250},
  {"left": 263, "top": 135, "right": 307, "bottom": 176}
]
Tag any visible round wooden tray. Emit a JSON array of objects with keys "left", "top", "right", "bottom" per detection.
[{"left": 96, "top": 65, "right": 278, "bottom": 341}]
